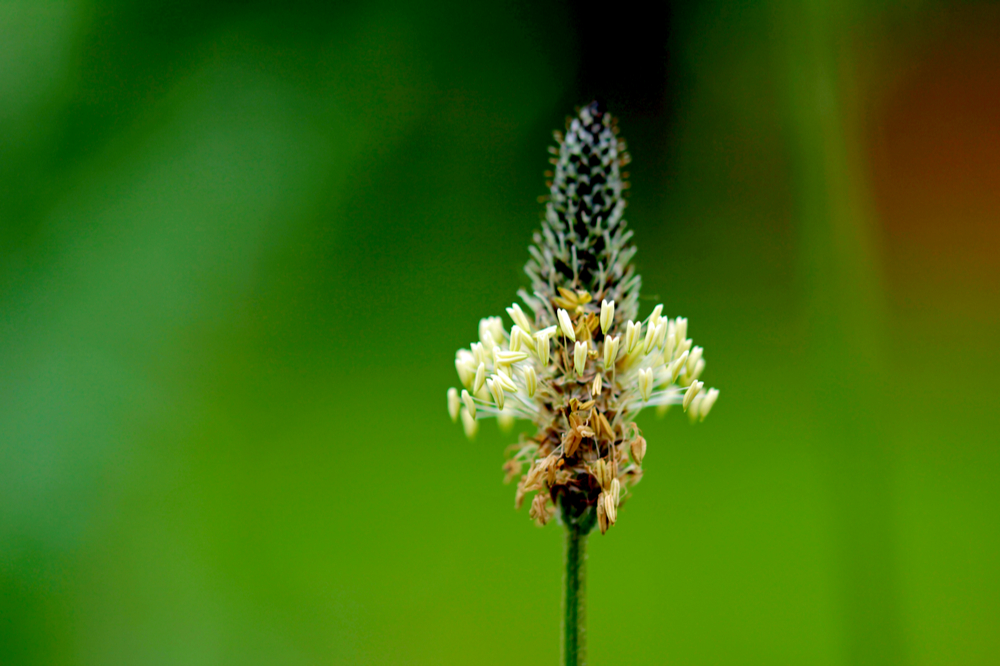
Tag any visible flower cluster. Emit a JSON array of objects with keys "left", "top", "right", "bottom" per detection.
[{"left": 447, "top": 103, "right": 719, "bottom": 534}]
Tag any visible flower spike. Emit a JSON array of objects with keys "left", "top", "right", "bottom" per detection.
[{"left": 447, "top": 102, "right": 719, "bottom": 539}]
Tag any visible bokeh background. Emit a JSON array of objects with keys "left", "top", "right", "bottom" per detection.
[{"left": 2, "top": 0, "right": 998, "bottom": 663}]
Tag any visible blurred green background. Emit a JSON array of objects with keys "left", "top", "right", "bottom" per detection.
[{"left": 2, "top": 0, "right": 998, "bottom": 663}]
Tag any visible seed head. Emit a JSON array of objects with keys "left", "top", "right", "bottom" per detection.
[{"left": 448, "top": 102, "right": 720, "bottom": 534}]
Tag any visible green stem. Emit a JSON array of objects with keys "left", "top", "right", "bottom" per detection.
[
  {"left": 561, "top": 501, "right": 596, "bottom": 665},
  {"left": 563, "top": 521, "right": 588, "bottom": 666}
]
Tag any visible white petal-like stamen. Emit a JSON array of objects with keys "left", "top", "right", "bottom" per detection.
[
  {"left": 533, "top": 324, "right": 557, "bottom": 365},
  {"left": 642, "top": 319, "right": 659, "bottom": 355},
  {"left": 448, "top": 388, "right": 460, "bottom": 422},
  {"left": 461, "top": 407, "right": 478, "bottom": 439},
  {"left": 638, "top": 368, "right": 654, "bottom": 401},
  {"left": 668, "top": 350, "right": 689, "bottom": 383},
  {"left": 557, "top": 308, "right": 576, "bottom": 341},
  {"left": 683, "top": 380, "right": 704, "bottom": 411},
  {"left": 474, "top": 362, "right": 486, "bottom": 393},
  {"left": 536, "top": 333, "right": 551, "bottom": 366},
  {"left": 625, "top": 320, "right": 642, "bottom": 354},
  {"left": 510, "top": 325, "right": 536, "bottom": 353},
  {"left": 455, "top": 350, "right": 476, "bottom": 387},
  {"left": 480, "top": 316, "right": 506, "bottom": 346},
  {"left": 649, "top": 304, "right": 663, "bottom": 328},
  {"left": 492, "top": 371, "right": 518, "bottom": 393},
  {"left": 687, "top": 346, "right": 703, "bottom": 376},
  {"left": 461, "top": 389, "right": 476, "bottom": 419},
  {"left": 687, "top": 392, "right": 705, "bottom": 423},
  {"left": 654, "top": 320, "right": 668, "bottom": 350},
  {"left": 509, "top": 329, "right": 522, "bottom": 352},
  {"left": 574, "top": 341, "right": 587, "bottom": 376},
  {"left": 689, "top": 358, "right": 706, "bottom": 382},
  {"left": 600, "top": 299, "right": 615, "bottom": 334},
  {"left": 495, "top": 349, "right": 529, "bottom": 365},
  {"left": 472, "top": 342, "right": 487, "bottom": 366},
  {"left": 481, "top": 330, "right": 497, "bottom": 352},
  {"left": 699, "top": 388, "right": 719, "bottom": 420},
  {"left": 506, "top": 303, "right": 534, "bottom": 334},
  {"left": 537, "top": 324, "right": 558, "bottom": 338},
  {"left": 674, "top": 317, "right": 688, "bottom": 343},
  {"left": 664, "top": 331, "right": 676, "bottom": 361},
  {"left": 592, "top": 374, "right": 602, "bottom": 396},
  {"left": 604, "top": 335, "right": 620, "bottom": 369},
  {"left": 522, "top": 366, "right": 538, "bottom": 398},
  {"left": 487, "top": 378, "right": 505, "bottom": 410}
]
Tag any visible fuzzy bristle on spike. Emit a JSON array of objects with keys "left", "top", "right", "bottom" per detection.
[{"left": 525, "top": 101, "right": 641, "bottom": 324}]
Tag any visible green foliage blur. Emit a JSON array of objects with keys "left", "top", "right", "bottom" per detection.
[{"left": 2, "top": 0, "right": 998, "bottom": 663}]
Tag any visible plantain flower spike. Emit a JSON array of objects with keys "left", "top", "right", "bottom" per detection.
[{"left": 447, "top": 102, "right": 719, "bottom": 533}]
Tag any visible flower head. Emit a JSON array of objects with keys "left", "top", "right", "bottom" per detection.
[{"left": 448, "top": 102, "right": 719, "bottom": 534}]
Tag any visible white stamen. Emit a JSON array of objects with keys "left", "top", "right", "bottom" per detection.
[
  {"left": 480, "top": 316, "right": 506, "bottom": 346},
  {"left": 455, "top": 351, "right": 476, "bottom": 387},
  {"left": 461, "top": 389, "right": 476, "bottom": 419},
  {"left": 558, "top": 308, "right": 576, "bottom": 341},
  {"left": 574, "top": 341, "right": 587, "bottom": 376},
  {"left": 674, "top": 317, "right": 688, "bottom": 343},
  {"left": 600, "top": 299, "right": 615, "bottom": 334},
  {"left": 492, "top": 371, "right": 518, "bottom": 393},
  {"left": 683, "top": 380, "right": 704, "bottom": 411},
  {"left": 473, "top": 362, "right": 486, "bottom": 393},
  {"left": 699, "top": 388, "right": 719, "bottom": 420},
  {"left": 536, "top": 333, "right": 551, "bottom": 366},
  {"left": 522, "top": 366, "right": 538, "bottom": 398},
  {"left": 604, "top": 335, "right": 620, "bottom": 369},
  {"left": 461, "top": 407, "right": 478, "bottom": 438},
  {"left": 506, "top": 303, "right": 534, "bottom": 334},
  {"left": 638, "top": 368, "right": 654, "bottom": 401},
  {"left": 448, "top": 388, "right": 460, "bottom": 422},
  {"left": 664, "top": 331, "right": 676, "bottom": 361},
  {"left": 668, "top": 350, "right": 689, "bottom": 383},
  {"left": 625, "top": 320, "right": 642, "bottom": 354},
  {"left": 642, "top": 319, "right": 659, "bottom": 355},
  {"left": 471, "top": 342, "right": 486, "bottom": 366},
  {"left": 687, "top": 346, "right": 703, "bottom": 376},
  {"left": 510, "top": 325, "right": 535, "bottom": 352},
  {"left": 495, "top": 349, "right": 529, "bottom": 365},
  {"left": 649, "top": 304, "right": 664, "bottom": 328},
  {"left": 487, "top": 378, "right": 505, "bottom": 410}
]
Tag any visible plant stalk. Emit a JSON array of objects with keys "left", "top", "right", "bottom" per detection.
[
  {"left": 563, "top": 520, "right": 588, "bottom": 666},
  {"left": 560, "top": 498, "right": 596, "bottom": 666}
]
